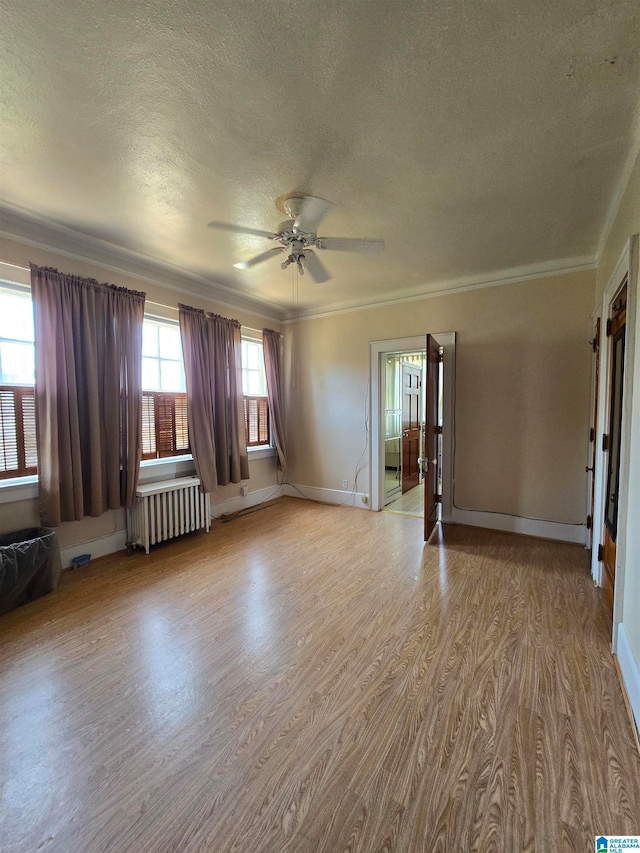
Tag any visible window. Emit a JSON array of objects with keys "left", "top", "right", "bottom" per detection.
[
  {"left": 0, "top": 286, "right": 37, "bottom": 479},
  {"left": 241, "top": 337, "right": 270, "bottom": 447},
  {"left": 241, "top": 339, "right": 267, "bottom": 397},
  {"left": 141, "top": 318, "right": 190, "bottom": 460},
  {"left": 143, "top": 320, "right": 185, "bottom": 392}
]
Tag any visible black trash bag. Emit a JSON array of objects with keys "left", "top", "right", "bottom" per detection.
[{"left": 0, "top": 528, "right": 62, "bottom": 615}]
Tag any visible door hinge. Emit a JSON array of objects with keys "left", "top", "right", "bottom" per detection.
[
  {"left": 586, "top": 514, "right": 592, "bottom": 530},
  {"left": 597, "top": 544, "right": 604, "bottom": 562},
  {"left": 602, "top": 433, "right": 610, "bottom": 452},
  {"left": 435, "top": 425, "right": 443, "bottom": 435},
  {"left": 589, "top": 427, "right": 595, "bottom": 443},
  {"left": 606, "top": 318, "right": 613, "bottom": 337},
  {"left": 438, "top": 352, "right": 444, "bottom": 363},
  {"left": 434, "top": 494, "right": 442, "bottom": 504}
]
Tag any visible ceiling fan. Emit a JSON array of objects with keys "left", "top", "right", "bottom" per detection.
[{"left": 207, "top": 193, "right": 384, "bottom": 284}]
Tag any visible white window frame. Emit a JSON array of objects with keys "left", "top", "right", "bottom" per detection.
[
  {"left": 241, "top": 331, "right": 273, "bottom": 452},
  {"left": 241, "top": 333, "right": 268, "bottom": 397},
  {"left": 0, "top": 279, "right": 37, "bottom": 482},
  {"left": 142, "top": 315, "right": 186, "bottom": 394}
]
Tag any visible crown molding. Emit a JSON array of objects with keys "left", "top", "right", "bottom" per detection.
[
  {"left": 0, "top": 203, "right": 285, "bottom": 322},
  {"left": 282, "top": 255, "right": 597, "bottom": 323},
  {"left": 0, "top": 203, "right": 599, "bottom": 326}
]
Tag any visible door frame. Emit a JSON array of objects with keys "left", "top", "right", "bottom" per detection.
[
  {"left": 370, "top": 332, "right": 456, "bottom": 517},
  {"left": 590, "top": 234, "right": 638, "bottom": 647}
]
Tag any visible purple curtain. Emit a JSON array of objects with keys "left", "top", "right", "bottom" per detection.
[
  {"left": 179, "top": 305, "right": 249, "bottom": 494},
  {"left": 262, "top": 328, "right": 286, "bottom": 472},
  {"left": 30, "top": 264, "right": 145, "bottom": 526}
]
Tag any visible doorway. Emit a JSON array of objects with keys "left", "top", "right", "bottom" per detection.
[
  {"left": 602, "top": 282, "right": 627, "bottom": 618},
  {"left": 381, "top": 350, "right": 426, "bottom": 516},
  {"left": 589, "top": 234, "right": 637, "bottom": 648},
  {"left": 370, "top": 333, "right": 455, "bottom": 532}
]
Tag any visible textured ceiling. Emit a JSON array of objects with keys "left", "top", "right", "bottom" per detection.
[{"left": 1, "top": 0, "right": 639, "bottom": 318}]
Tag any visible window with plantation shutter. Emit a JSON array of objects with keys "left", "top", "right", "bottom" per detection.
[
  {"left": 244, "top": 395, "right": 270, "bottom": 447},
  {"left": 241, "top": 336, "right": 271, "bottom": 448},
  {"left": 0, "top": 386, "right": 37, "bottom": 479},
  {"left": 0, "top": 286, "right": 37, "bottom": 479},
  {"left": 175, "top": 393, "right": 189, "bottom": 452},
  {"left": 140, "top": 320, "right": 272, "bottom": 459},
  {"left": 141, "top": 392, "right": 156, "bottom": 457},
  {"left": 141, "top": 317, "right": 190, "bottom": 461},
  {"left": 141, "top": 391, "right": 190, "bottom": 460}
]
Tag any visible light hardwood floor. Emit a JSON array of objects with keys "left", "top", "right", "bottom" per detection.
[{"left": 1, "top": 497, "right": 639, "bottom": 852}]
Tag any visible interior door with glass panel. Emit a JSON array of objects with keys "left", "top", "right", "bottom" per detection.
[
  {"left": 401, "top": 362, "right": 422, "bottom": 493},
  {"left": 424, "top": 334, "right": 442, "bottom": 540}
]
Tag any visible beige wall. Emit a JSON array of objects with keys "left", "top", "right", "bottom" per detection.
[
  {"left": 285, "top": 269, "right": 595, "bottom": 525},
  {"left": 595, "top": 148, "right": 640, "bottom": 671},
  {"left": 0, "top": 235, "right": 282, "bottom": 556}
]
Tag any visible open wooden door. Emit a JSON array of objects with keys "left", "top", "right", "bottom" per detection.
[{"left": 424, "top": 334, "right": 441, "bottom": 540}]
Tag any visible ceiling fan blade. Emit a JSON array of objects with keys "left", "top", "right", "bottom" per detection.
[
  {"left": 303, "top": 250, "right": 332, "bottom": 284},
  {"left": 316, "top": 237, "right": 385, "bottom": 253},
  {"left": 294, "top": 197, "right": 332, "bottom": 234},
  {"left": 233, "top": 247, "right": 286, "bottom": 269},
  {"left": 208, "top": 221, "right": 279, "bottom": 239}
]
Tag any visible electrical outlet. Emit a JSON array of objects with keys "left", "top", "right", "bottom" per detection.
[
  {"left": 361, "top": 495, "right": 368, "bottom": 504},
  {"left": 240, "top": 482, "right": 248, "bottom": 497},
  {"left": 342, "top": 479, "right": 348, "bottom": 489}
]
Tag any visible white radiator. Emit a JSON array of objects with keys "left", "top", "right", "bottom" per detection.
[{"left": 127, "top": 476, "right": 211, "bottom": 554}]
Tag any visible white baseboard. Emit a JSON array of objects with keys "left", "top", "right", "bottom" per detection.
[
  {"left": 209, "top": 484, "right": 284, "bottom": 518},
  {"left": 209, "top": 483, "right": 369, "bottom": 517},
  {"left": 60, "top": 529, "right": 128, "bottom": 569},
  {"left": 616, "top": 623, "right": 640, "bottom": 739},
  {"left": 281, "top": 483, "right": 369, "bottom": 509},
  {"left": 450, "top": 507, "right": 586, "bottom": 544}
]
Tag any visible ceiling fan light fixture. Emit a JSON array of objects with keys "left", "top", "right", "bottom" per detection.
[
  {"left": 208, "top": 192, "right": 384, "bottom": 283},
  {"left": 283, "top": 196, "right": 305, "bottom": 221}
]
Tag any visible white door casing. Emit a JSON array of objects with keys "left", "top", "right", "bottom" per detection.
[{"left": 370, "top": 332, "right": 455, "bottom": 519}]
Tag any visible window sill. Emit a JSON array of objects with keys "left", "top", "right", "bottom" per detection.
[
  {"left": 0, "top": 449, "right": 276, "bottom": 504},
  {"left": 0, "top": 474, "right": 39, "bottom": 504},
  {"left": 138, "top": 455, "right": 196, "bottom": 485},
  {"left": 138, "top": 446, "right": 275, "bottom": 478},
  {"left": 247, "top": 446, "right": 276, "bottom": 460}
]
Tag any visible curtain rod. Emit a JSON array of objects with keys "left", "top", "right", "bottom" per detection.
[
  {"left": 1, "top": 265, "right": 266, "bottom": 335},
  {"left": 146, "top": 300, "right": 262, "bottom": 335}
]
